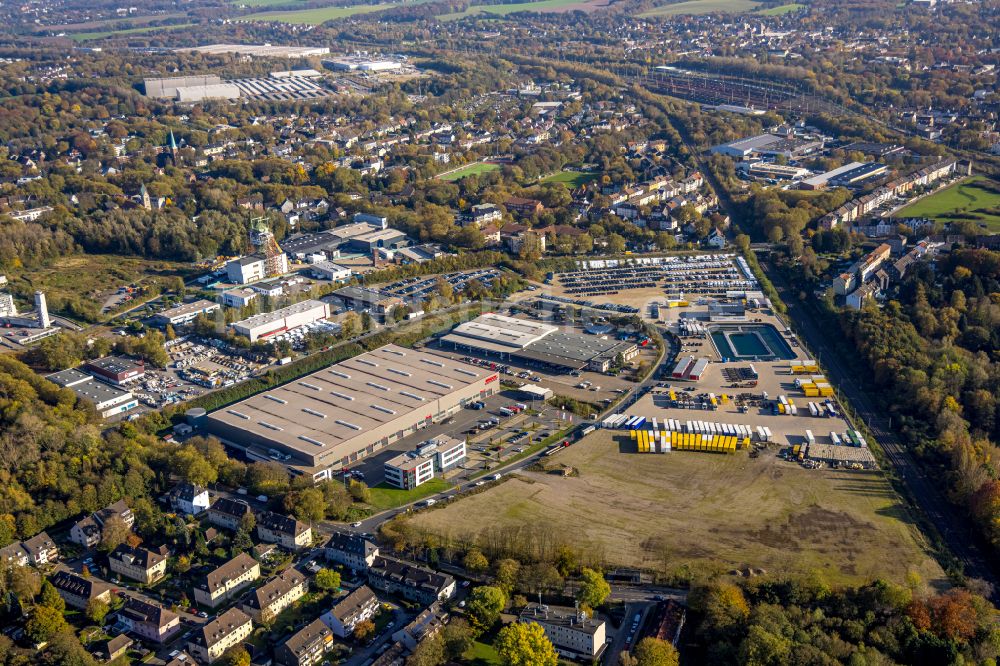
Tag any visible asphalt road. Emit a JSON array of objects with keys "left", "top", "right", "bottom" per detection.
[{"left": 766, "top": 264, "right": 1000, "bottom": 603}]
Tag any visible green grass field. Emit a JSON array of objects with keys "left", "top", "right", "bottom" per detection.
[
  {"left": 438, "top": 162, "right": 501, "bottom": 181},
  {"left": 464, "top": 640, "right": 502, "bottom": 666},
  {"left": 367, "top": 478, "right": 453, "bottom": 512},
  {"left": 438, "top": 0, "right": 598, "bottom": 19},
  {"left": 757, "top": 2, "right": 804, "bottom": 14},
  {"left": 411, "top": 430, "right": 946, "bottom": 587},
  {"left": 232, "top": 0, "right": 306, "bottom": 6},
  {"left": 540, "top": 170, "right": 599, "bottom": 187},
  {"left": 640, "top": 0, "right": 759, "bottom": 16},
  {"left": 896, "top": 176, "right": 1000, "bottom": 231},
  {"left": 70, "top": 22, "right": 195, "bottom": 41},
  {"left": 243, "top": 3, "right": 400, "bottom": 23}
]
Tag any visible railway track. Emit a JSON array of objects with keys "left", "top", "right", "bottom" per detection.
[{"left": 767, "top": 269, "right": 1000, "bottom": 604}]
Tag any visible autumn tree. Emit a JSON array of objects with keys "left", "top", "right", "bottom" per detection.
[
  {"left": 98, "top": 515, "right": 131, "bottom": 552},
  {"left": 314, "top": 568, "right": 341, "bottom": 592},
  {"left": 495, "top": 621, "right": 558, "bottom": 666},
  {"left": 26, "top": 606, "right": 68, "bottom": 644},
  {"left": 467, "top": 585, "right": 506, "bottom": 633},
  {"left": 85, "top": 598, "right": 110, "bottom": 625},
  {"left": 463, "top": 548, "right": 489, "bottom": 573},
  {"left": 576, "top": 568, "right": 611, "bottom": 611},
  {"left": 633, "top": 637, "right": 679, "bottom": 666},
  {"left": 354, "top": 619, "right": 376, "bottom": 642}
]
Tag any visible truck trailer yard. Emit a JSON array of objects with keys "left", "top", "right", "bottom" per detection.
[{"left": 408, "top": 429, "right": 945, "bottom": 587}]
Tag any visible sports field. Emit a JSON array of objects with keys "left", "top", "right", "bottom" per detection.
[
  {"left": 540, "top": 170, "right": 599, "bottom": 187},
  {"left": 438, "top": 162, "right": 501, "bottom": 181},
  {"left": 410, "top": 430, "right": 946, "bottom": 587},
  {"left": 896, "top": 176, "right": 1000, "bottom": 231},
  {"left": 439, "top": 0, "right": 610, "bottom": 20},
  {"left": 640, "top": 0, "right": 760, "bottom": 17}
]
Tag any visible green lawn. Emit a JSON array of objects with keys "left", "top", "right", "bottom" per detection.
[
  {"left": 540, "top": 170, "right": 599, "bottom": 187},
  {"left": 757, "top": 2, "right": 804, "bottom": 14},
  {"left": 639, "top": 0, "right": 760, "bottom": 16},
  {"left": 896, "top": 176, "right": 1000, "bottom": 231},
  {"left": 70, "top": 22, "right": 195, "bottom": 41},
  {"left": 464, "top": 640, "right": 503, "bottom": 666},
  {"left": 438, "top": 0, "right": 595, "bottom": 19},
  {"left": 367, "top": 477, "right": 453, "bottom": 511},
  {"left": 438, "top": 162, "right": 501, "bottom": 181}
]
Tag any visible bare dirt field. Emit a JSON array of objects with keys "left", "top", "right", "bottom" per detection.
[{"left": 411, "top": 430, "right": 946, "bottom": 588}]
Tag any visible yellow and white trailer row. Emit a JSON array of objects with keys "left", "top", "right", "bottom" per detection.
[
  {"left": 629, "top": 429, "right": 746, "bottom": 453},
  {"left": 790, "top": 362, "right": 820, "bottom": 375},
  {"left": 795, "top": 375, "right": 834, "bottom": 397}
]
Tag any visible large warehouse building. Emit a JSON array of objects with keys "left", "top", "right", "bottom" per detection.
[
  {"left": 230, "top": 299, "right": 329, "bottom": 342},
  {"left": 205, "top": 345, "right": 498, "bottom": 481},
  {"left": 441, "top": 313, "right": 638, "bottom": 373}
]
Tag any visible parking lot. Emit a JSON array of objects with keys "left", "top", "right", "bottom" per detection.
[
  {"left": 379, "top": 268, "right": 503, "bottom": 305},
  {"left": 335, "top": 388, "right": 572, "bottom": 488},
  {"left": 166, "top": 336, "right": 267, "bottom": 390},
  {"left": 551, "top": 254, "right": 756, "bottom": 299}
]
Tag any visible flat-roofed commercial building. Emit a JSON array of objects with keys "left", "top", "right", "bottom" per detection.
[
  {"left": 384, "top": 437, "right": 467, "bottom": 490},
  {"left": 231, "top": 299, "right": 330, "bottom": 342},
  {"left": 441, "top": 313, "right": 638, "bottom": 373},
  {"left": 47, "top": 368, "right": 138, "bottom": 419},
  {"left": 206, "top": 345, "right": 497, "bottom": 481},
  {"left": 152, "top": 299, "right": 221, "bottom": 327},
  {"left": 799, "top": 162, "right": 868, "bottom": 190},
  {"left": 83, "top": 356, "right": 145, "bottom": 386}
]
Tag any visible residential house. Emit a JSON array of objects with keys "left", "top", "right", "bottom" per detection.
[
  {"left": 499, "top": 223, "right": 546, "bottom": 255},
  {"left": 324, "top": 532, "right": 379, "bottom": 572},
  {"left": 168, "top": 483, "right": 210, "bottom": 516},
  {"left": 275, "top": 618, "right": 335, "bottom": 666},
  {"left": 109, "top": 544, "right": 167, "bottom": 585},
  {"left": 706, "top": 228, "right": 727, "bottom": 249},
  {"left": 20, "top": 531, "right": 58, "bottom": 565},
  {"left": 391, "top": 603, "right": 445, "bottom": 651},
  {"left": 206, "top": 498, "right": 254, "bottom": 532},
  {"left": 70, "top": 500, "right": 134, "bottom": 548},
  {"left": 256, "top": 511, "right": 312, "bottom": 550},
  {"left": 193, "top": 552, "right": 261, "bottom": 608},
  {"left": 187, "top": 608, "right": 254, "bottom": 664},
  {"left": 119, "top": 598, "right": 181, "bottom": 643},
  {"left": 0, "top": 542, "right": 28, "bottom": 568},
  {"left": 240, "top": 568, "right": 307, "bottom": 624},
  {"left": 367, "top": 557, "right": 455, "bottom": 605},
  {"left": 503, "top": 197, "right": 544, "bottom": 216},
  {"left": 321, "top": 585, "right": 379, "bottom": 638},
  {"left": 518, "top": 603, "right": 607, "bottom": 661},
  {"left": 94, "top": 635, "right": 133, "bottom": 663},
  {"left": 49, "top": 570, "right": 112, "bottom": 610},
  {"left": 846, "top": 281, "right": 880, "bottom": 310}
]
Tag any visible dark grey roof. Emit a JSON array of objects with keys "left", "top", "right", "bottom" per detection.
[{"left": 325, "top": 531, "right": 377, "bottom": 558}]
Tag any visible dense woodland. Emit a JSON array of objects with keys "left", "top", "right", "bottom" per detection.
[
  {"left": 838, "top": 249, "right": 1000, "bottom": 554},
  {"left": 687, "top": 575, "right": 1000, "bottom": 665}
]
